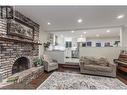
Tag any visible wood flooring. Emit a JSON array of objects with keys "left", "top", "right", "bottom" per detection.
[{"left": 1, "top": 64, "right": 127, "bottom": 89}]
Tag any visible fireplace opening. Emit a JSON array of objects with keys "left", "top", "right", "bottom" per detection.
[{"left": 12, "top": 57, "right": 29, "bottom": 74}]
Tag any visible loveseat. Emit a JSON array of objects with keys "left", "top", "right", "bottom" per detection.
[{"left": 79, "top": 56, "right": 116, "bottom": 77}]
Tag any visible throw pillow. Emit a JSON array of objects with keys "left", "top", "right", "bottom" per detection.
[{"left": 97, "top": 58, "right": 109, "bottom": 66}]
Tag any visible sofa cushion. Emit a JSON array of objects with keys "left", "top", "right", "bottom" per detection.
[
  {"left": 97, "top": 58, "right": 109, "bottom": 66},
  {"left": 82, "top": 56, "right": 109, "bottom": 66},
  {"left": 84, "top": 65, "right": 112, "bottom": 72},
  {"left": 83, "top": 57, "right": 97, "bottom": 65}
]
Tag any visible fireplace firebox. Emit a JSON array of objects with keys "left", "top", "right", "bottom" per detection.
[{"left": 12, "top": 57, "right": 30, "bottom": 74}]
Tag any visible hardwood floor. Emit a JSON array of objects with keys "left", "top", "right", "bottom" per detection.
[
  {"left": 2, "top": 64, "right": 127, "bottom": 89},
  {"left": 116, "top": 70, "right": 127, "bottom": 85},
  {"left": 29, "top": 64, "right": 80, "bottom": 89},
  {"left": 2, "top": 64, "right": 80, "bottom": 89}
]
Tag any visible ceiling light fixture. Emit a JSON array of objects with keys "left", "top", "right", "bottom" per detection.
[
  {"left": 71, "top": 31, "right": 75, "bottom": 33},
  {"left": 77, "top": 19, "right": 83, "bottom": 23},
  {"left": 96, "top": 34, "right": 100, "bottom": 37},
  {"left": 117, "top": 14, "right": 125, "bottom": 19},
  {"left": 47, "top": 22, "right": 51, "bottom": 25},
  {"left": 84, "top": 32, "right": 87, "bottom": 34},
  {"left": 106, "top": 30, "right": 110, "bottom": 33}
]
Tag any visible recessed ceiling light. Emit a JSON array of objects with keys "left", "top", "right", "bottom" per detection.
[
  {"left": 96, "top": 34, "right": 100, "bottom": 37},
  {"left": 71, "top": 31, "right": 75, "bottom": 33},
  {"left": 117, "top": 14, "right": 125, "bottom": 19},
  {"left": 47, "top": 22, "right": 51, "bottom": 25},
  {"left": 84, "top": 32, "right": 87, "bottom": 34},
  {"left": 106, "top": 30, "right": 110, "bottom": 33},
  {"left": 77, "top": 19, "right": 83, "bottom": 23}
]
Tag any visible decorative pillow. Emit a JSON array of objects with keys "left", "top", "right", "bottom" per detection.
[
  {"left": 82, "top": 56, "right": 109, "bottom": 66},
  {"left": 80, "top": 56, "right": 84, "bottom": 61},
  {"left": 83, "top": 57, "right": 97, "bottom": 65},
  {"left": 43, "top": 55, "right": 52, "bottom": 63},
  {"left": 97, "top": 58, "right": 109, "bottom": 66}
]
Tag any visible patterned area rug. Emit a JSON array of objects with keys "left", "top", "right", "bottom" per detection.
[{"left": 37, "top": 72, "right": 127, "bottom": 90}]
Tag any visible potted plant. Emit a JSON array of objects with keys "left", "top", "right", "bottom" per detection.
[
  {"left": 43, "top": 41, "right": 50, "bottom": 51},
  {"left": 33, "top": 58, "right": 43, "bottom": 67},
  {"left": 114, "top": 41, "right": 120, "bottom": 47}
]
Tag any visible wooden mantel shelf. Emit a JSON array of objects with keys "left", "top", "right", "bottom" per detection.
[{"left": 0, "top": 36, "right": 42, "bottom": 45}]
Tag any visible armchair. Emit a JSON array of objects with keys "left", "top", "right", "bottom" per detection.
[{"left": 43, "top": 54, "right": 58, "bottom": 72}]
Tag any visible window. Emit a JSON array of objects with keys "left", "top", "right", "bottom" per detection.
[
  {"left": 87, "top": 42, "right": 92, "bottom": 47},
  {"left": 96, "top": 43, "right": 101, "bottom": 47},
  {"left": 82, "top": 42, "right": 86, "bottom": 47},
  {"left": 66, "top": 41, "right": 72, "bottom": 48}
]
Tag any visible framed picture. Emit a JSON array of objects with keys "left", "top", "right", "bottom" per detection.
[
  {"left": 104, "top": 42, "right": 111, "bottom": 47},
  {"left": 96, "top": 43, "right": 101, "bottom": 47},
  {"left": 87, "top": 42, "right": 92, "bottom": 47},
  {"left": 7, "top": 18, "right": 34, "bottom": 40}
]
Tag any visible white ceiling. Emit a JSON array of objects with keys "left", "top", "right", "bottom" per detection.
[{"left": 15, "top": 6, "right": 127, "bottom": 32}]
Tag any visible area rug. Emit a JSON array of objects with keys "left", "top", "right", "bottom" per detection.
[{"left": 37, "top": 72, "right": 127, "bottom": 90}]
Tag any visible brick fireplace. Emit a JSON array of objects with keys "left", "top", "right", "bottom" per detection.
[{"left": 0, "top": 9, "right": 40, "bottom": 80}]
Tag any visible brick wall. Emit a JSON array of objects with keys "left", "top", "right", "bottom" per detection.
[{"left": 0, "top": 10, "right": 40, "bottom": 79}]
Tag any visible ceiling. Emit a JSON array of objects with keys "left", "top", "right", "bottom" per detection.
[
  {"left": 15, "top": 6, "right": 127, "bottom": 32},
  {"left": 52, "top": 27, "right": 120, "bottom": 38}
]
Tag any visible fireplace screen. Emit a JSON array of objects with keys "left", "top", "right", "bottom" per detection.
[{"left": 12, "top": 57, "right": 29, "bottom": 74}]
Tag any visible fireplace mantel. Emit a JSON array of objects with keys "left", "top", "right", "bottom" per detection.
[{"left": 0, "top": 36, "right": 42, "bottom": 45}]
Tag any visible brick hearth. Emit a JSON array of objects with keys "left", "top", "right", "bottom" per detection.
[{"left": 0, "top": 10, "right": 40, "bottom": 80}]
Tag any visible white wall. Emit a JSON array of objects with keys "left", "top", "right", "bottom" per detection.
[
  {"left": 121, "top": 26, "right": 127, "bottom": 48},
  {"left": 57, "top": 36, "right": 64, "bottom": 47},
  {"left": 86, "top": 37, "right": 120, "bottom": 47},
  {"left": 52, "top": 35, "right": 120, "bottom": 50},
  {"left": 45, "top": 50, "right": 64, "bottom": 64},
  {"left": 79, "top": 47, "right": 123, "bottom": 62},
  {"left": 72, "top": 38, "right": 78, "bottom": 49},
  {"left": 53, "top": 35, "right": 65, "bottom": 50},
  {"left": 39, "top": 27, "right": 49, "bottom": 57}
]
